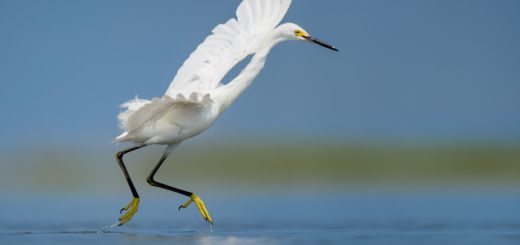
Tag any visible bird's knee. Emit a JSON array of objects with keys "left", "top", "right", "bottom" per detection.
[
  {"left": 115, "top": 151, "right": 124, "bottom": 159},
  {"left": 146, "top": 176, "right": 156, "bottom": 186}
]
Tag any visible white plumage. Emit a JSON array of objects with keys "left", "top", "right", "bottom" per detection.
[
  {"left": 166, "top": 0, "right": 291, "bottom": 95},
  {"left": 114, "top": 0, "right": 336, "bottom": 146},
  {"left": 111, "top": 0, "right": 337, "bottom": 227}
]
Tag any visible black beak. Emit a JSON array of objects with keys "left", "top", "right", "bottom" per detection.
[{"left": 304, "top": 35, "right": 339, "bottom": 52}]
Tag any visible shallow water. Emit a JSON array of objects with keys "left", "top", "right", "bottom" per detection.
[{"left": 1, "top": 191, "right": 520, "bottom": 244}]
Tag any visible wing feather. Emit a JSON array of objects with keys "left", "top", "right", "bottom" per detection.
[{"left": 165, "top": 0, "right": 292, "bottom": 97}]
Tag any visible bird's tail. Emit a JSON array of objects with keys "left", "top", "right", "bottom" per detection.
[{"left": 116, "top": 96, "right": 150, "bottom": 136}]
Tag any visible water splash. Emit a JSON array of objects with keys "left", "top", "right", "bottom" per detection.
[{"left": 100, "top": 220, "right": 120, "bottom": 233}]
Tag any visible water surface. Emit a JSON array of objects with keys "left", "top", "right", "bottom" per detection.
[{"left": 1, "top": 191, "right": 519, "bottom": 244}]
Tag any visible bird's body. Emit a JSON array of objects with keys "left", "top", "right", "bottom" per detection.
[
  {"left": 111, "top": 0, "right": 337, "bottom": 227},
  {"left": 114, "top": 93, "right": 219, "bottom": 145}
]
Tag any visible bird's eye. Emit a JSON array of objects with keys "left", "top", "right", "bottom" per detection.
[{"left": 294, "top": 30, "right": 303, "bottom": 37}]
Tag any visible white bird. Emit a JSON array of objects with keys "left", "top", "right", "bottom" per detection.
[{"left": 113, "top": 0, "right": 337, "bottom": 226}]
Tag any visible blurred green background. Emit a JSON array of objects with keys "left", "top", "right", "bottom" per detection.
[{"left": 1, "top": 140, "right": 519, "bottom": 197}]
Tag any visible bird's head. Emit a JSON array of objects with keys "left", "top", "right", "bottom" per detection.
[{"left": 276, "top": 23, "right": 338, "bottom": 52}]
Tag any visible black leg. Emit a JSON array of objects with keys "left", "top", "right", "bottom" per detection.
[
  {"left": 145, "top": 144, "right": 213, "bottom": 224},
  {"left": 115, "top": 144, "right": 147, "bottom": 198},
  {"left": 146, "top": 149, "right": 193, "bottom": 197}
]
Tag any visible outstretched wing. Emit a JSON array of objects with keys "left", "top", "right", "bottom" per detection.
[{"left": 165, "top": 0, "right": 292, "bottom": 97}]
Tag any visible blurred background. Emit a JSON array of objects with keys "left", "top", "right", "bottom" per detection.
[{"left": 0, "top": 0, "right": 519, "bottom": 239}]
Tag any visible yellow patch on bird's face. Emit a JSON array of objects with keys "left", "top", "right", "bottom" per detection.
[{"left": 294, "top": 30, "right": 308, "bottom": 37}]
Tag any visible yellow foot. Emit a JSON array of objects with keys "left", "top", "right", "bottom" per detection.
[
  {"left": 118, "top": 197, "right": 139, "bottom": 226},
  {"left": 179, "top": 194, "right": 213, "bottom": 225}
]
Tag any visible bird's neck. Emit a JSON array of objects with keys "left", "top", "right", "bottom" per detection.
[
  {"left": 215, "top": 44, "right": 277, "bottom": 112},
  {"left": 214, "top": 46, "right": 272, "bottom": 111}
]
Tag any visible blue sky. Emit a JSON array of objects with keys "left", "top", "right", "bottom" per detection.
[{"left": 0, "top": 0, "right": 519, "bottom": 146}]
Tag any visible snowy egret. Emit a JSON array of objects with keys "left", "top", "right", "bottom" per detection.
[{"left": 113, "top": 0, "right": 337, "bottom": 226}]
